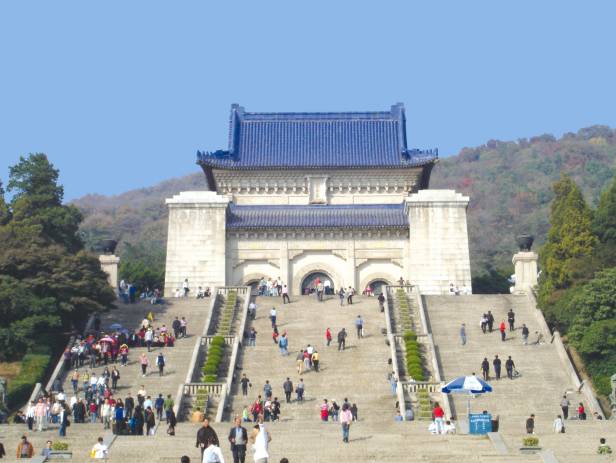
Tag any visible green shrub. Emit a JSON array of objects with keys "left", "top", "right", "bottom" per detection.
[
  {"left": 203, "top": 374, "right": 217, "bottom": 383},
  {"left": 211, "top": 336, "right": 225, "bottom": 347},
  {"left": 408, "top": 366, "right": 424, "bottom": 381},
  {"left": 7, "top": 353, "right": 52, "bottom": 409},
  {"left": 522, "top": 437, "right": 539, "bottom": 447},
  {"left": 403, "top": 331, "right": 417, "bottom": 342},
  {"left": 593, "top": 374, "right": 612, "bottom": 396},
  {"left": 52, "top": 442, "right": 69, "bottom": 451}
]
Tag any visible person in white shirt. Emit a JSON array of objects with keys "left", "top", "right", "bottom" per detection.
[
  {"left": 248, "top": 302, "right": 257, "bottom": 320},
  {"left": 91, "top": 437, "right": 108, "bottom": 459},
  {"left": 250, "top": 422, "right": 270, "bottom": 463},
  {"left": 201, "top": 442, "right": 225, "bottom": 463}
]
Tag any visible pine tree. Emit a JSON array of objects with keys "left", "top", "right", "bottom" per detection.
[
  {"left": 538, "top": 175, "right": 597, "bottom": 303},
  {"left": 593, "top": 173, "right": 616, "bottom": 244},
  {"left": 0, "top": 180, "right": 10, "bottom": 225}
]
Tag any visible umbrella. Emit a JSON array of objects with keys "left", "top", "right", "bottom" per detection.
[
  {"left": 441, "top": 375, "right": 492, "bottom": 425},
  {"left": 99, "top": 336, "right": 115, "bottom": 343},
  {"left": 109, "top": 323, "right": 123, "bottom": 330}
]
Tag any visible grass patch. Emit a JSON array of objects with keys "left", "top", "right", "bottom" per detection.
[{"left": 7, "top": 353, "right": 52, "bottom": 409}]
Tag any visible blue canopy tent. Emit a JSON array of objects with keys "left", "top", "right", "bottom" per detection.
[{"left": 441, "top": 375, "right": 493, "bottom": 427}]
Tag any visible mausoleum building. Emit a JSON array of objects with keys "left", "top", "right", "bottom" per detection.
[{"left": 164, "top": 103, "right": 472, "bottom": 295}]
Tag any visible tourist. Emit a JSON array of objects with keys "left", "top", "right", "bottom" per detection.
[
  {"left": 183, "top": 278, "right": 190, "bottom": 297},
  {"left": 507, "top": 309, "right": 515, "bottom": 331},
  {"left": 71, "top": 369, "right": 80, "bottom": 393},
  {"left": 355, "top": 316, "right": 363, "bottom": 339},
  {"left": 248, "top": 328, "right": 257, "bottom": 347},
  {"left": 330, "top": 400, "right": 339, "bottom": 421},
  {"left": 167, "top": 408, "right": 177, "bottom": 436},
  {"left": 157, "top": 352, "right": 166, "bottom": 376},
  {"left": 125, "top": 393, "right": 135, "bottom": 419},
  {"left": 102, "top": 399, "right": 112, "bottom": 429},
  {"left": 433, "top": 402, "right": 445, "bottom": 434},
  {"left": 278, "top": 333, "right": 289, "bottom": 356},
  {"left": 181, "top": 457, "right": 190, "bottom": 463},
  {"left": 493, "top": 355, "right": 501, "bottom": 380},
  {"left": 340, "top": 403, "right": 353, "bottom": 443},
  {"left": 480, "top": 313, "right": 488, "bottom": 333},
  {"left": 521, "top": 324, "right": 529, "bottom": 345},
  {"left": 16, "top": 435, "right": 34, "bottom": 459},
  {"left": 526, "top": 414, "right": 535, "bottom": 434},
  {"left": 241, "top": 374, "right": 251, "bottom": 397},
  {"left": 155, "top": 394, "right": 165, "bottom": 421},
  {"left": 351, "top": 403, "right": 358, "bottom": 421},
  {"left": 377, "top": 292, "right": 385, "bottom": 312},
  {"left": 172, "top": 317, "right": 181, "bottom": 339},
  {"left": 145, "top": 328, "right": 154, "bottom": 352},
  {"left": 338, "top": 288, "right": 345, "bottom": 306},
  {"left": 337, "top": 328, "right": 347, "bottom": 351},
  {"left": 34, "top": 398, "right": 48, "bottom": 432},
  {"left": 394, "top": 411, "right": 403, "bottom": 422},
  {"left": 296, "top": 379, "right": 305, "bottom": 402},
  {"left": 248, "top": 301, "right": 257, "bottom": 320},
  {"left": 460, "top": 324, "right": 467, "bottom": 345},
  {"left": 111, "top": 366, "right": 120, "bottom": 390},
  {"left": 228, "top": 416, "right": 248, "bottom": 463},
  {"left": 145, "top": 407, "right": 156, "bottom": 436},
  {"left": 91, "top": 437, "right": 108, "bottom": 459},
  {"left": 41, "top": 440, "right": 53, "bottom": 459},
  {"left": 444, "top": 420, "right": 456, "bottom": 434},
  {"left": 58, "top": 404, "right": 69, "bottom": 436},
  {"left": 320, "top": 399, "right": 329, "bottom": 422},
  {"left": 263, "top": 381, "right": 272, "bottom": 400},
  {"left": 269, "top": 308, "right": 277, "bottom": 328},
  {"left": 25, "top": 402, "right": 35, "bottom": 431},
  {"left": 578, "top": 402, "right": 586, "bottom": 420},
  {"left": 181, "top": 317, "right": 188, "bottom": 337},
  {"left": 283, "top": 378, "right": 293, "bottom": 403},
  {"left": 347, "top": 287, "right": 354, "bottom": 305},
  {"left": 303, "top": 349, "right": 311, "bottom": 372},
  {"left": 481, "top": 358, "right": 490, "bottom": 381},
  {"left": 311, "top": 350, "right": 320, "bottom": 372},
  {"left": 140, "top": 353, "right": 149, "bottom": 376},
  {"left": 389, "top": 372, "right": 397, "bottom": 395},
  {"left": 505, "top": 356, "right": 516, "bottom": 379},
  {"left": 560, "top": 395, "right": 570, "bottom": 419},
  {"left": 296, "top": 351, "right": 304, "bottom": 375},
  {"left": 196, "top": 419, "right": 219, "bottom": 454},
  {"left": 486, "top": 311, "right": 494, "bottom": 332},
  {"left": 281, "top": 285, "right": 290, "bottom": 304},
  {"left": 250, "top": 420, "right": 271, "bottom": 463},
  {"left": 499, "top": 320, "right": 506, "bottom": 341},
  {"left": 598, "top": 438, "right": 612, "bottom": 455},
  {"left": 324, "top": 279, "right": 331, "bottom": 295},
  {"left": 553, "top": 415, "right": 564, "bottom": 433}
]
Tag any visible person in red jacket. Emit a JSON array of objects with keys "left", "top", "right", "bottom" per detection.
[
  {"left": 325, "top": 328, "right": 332, "bottom": 347},
  {"left": 433, "top": 403, "right": 445, "bottom": 434},
  {"left": 499, "top": 321, "right": 506, "bottom": 341}
]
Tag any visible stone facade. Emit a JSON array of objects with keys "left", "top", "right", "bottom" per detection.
[
  {"left": 99, "top": 254, "right": 120, "bottom": 290},
  {"left": 164, "top": 104, "right": 472, "bottom": 296}
]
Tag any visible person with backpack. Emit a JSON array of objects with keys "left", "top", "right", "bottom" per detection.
[
  {"left": 263, "top": 381, "right": 273, "bottom": 400},
  {"left": 154, "top": 394, "right": 165, "bottom": 421},
  {"left": 156, "top": 352, "right": 166, "bottom": 377},
  {"left": 505, "top": 356, "right": 516, "bottom": 379}
]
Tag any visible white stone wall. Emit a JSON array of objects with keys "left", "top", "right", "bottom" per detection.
[
  {"left": 227, "top": 232, "right": 407, "bottom": 295},
  {"left": 406, "top": 190, "right": 472, "bottom": 295},
  {"left": 164, "top": 191, "right": 229, "bottom": 296}
]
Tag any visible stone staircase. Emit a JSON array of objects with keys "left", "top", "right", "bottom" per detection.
[{"left": 424, "top": 294, "right": 616, "bottom": 462}]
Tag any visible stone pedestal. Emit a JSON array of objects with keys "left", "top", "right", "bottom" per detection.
[
  {"left": 99, "top": 254, "right": 120, "bottom": 290},
  {"left": 512, "top": 251, "right": 538, "bottom": 293},
  {"left": 406, "top": 190, "right": 472, "bottom": 295},
  {"left": 164, "top": 191, "right": 230, "bottom": 296}
]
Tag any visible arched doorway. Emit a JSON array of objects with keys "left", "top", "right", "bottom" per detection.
[
  {"left": 244, "top": 279, "right": 260, "bottom": 296},
  {"left": 365, "top": 279, "right": 389, "bottom": 296},
  {"left": 301, "top": 272, "right": 335, "bottom": 296}
]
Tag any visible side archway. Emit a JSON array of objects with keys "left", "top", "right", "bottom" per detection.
[
  {"left": 292, "top": 263, "right": 343, "bottom": 296},
  {"left": 359, "top": 273, "right": 395, "bottom": 296}
]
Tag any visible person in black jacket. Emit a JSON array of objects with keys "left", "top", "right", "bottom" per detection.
[
  {"left": 196, "top": 419, "right": 219, "bottom": 457},
  {"left": 228, "top": 416, "right": 248, "bottom": 463}
]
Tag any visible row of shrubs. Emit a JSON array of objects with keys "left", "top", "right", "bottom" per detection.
[
  {"left": 202, "top": 335, "right": 225, "bottom": 383},
  {"left": 194, "top": 387, "right": 209, "bottom": 413},
  {"left": 403, "top": 330, "right": 425, "bottom": 381},
  {"left": 216, "top": 291, "right": 237, "bottom": 336},
  {"left": 7, "top": 353, "right": 53, "bottom": 408},
  {"left": 396, "top": 289, "right": 413, "bottom": 332},
  {"left": 415, "top": 389, "right": 433, "bottom": 420}
]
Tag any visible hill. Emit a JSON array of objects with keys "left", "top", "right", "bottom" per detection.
[{"left": 73, "top": 125, "right": 616, "bottom": 282}]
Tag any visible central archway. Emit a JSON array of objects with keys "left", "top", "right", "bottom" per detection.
[{"left": 301, "top": 271, "right": 335, "bottom": 295}]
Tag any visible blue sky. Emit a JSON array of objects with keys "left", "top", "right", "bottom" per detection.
[{"left": 1, "top": 1, "right": 615, "bottom": 200}]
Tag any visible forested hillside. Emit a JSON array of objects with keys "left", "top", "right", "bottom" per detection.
[{"left": 73, "top": 125, "right": 616, "bottom": 285}]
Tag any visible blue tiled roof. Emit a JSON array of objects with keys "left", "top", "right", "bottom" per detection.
[
  {"left": 197, "top": 103, "right": 437, "bottom": 170},
  {"left": 227, "top": 203, "right": 408, "bottom": 230}
]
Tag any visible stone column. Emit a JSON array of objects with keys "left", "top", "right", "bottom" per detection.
[
  {"left": 164, "top": 191, "right": 230, "bottom": 296},
  {"left": 99, "top": 254, "right": 120, "bottom": 290},
  {"left": 406, "top": 190, "right": 472, "bottom": 295},
  {"left": 512, "top": 251, "right": 538, "bottom": 293}
]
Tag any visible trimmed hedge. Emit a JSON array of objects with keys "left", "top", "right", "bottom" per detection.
[
  {"left": 403, "top": 330, "right": 425, "bottom": 381},
  {"left": 201, "top": 335, "right": 226, "bottom": 382},
  {"left": 7, "top": 353, "right": 52, "bottom": 409}
]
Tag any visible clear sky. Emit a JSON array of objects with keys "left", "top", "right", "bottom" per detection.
[{"left": 1, "top": 1, "right": 615, "bottom": 200}]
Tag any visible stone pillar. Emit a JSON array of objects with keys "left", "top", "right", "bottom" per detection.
[
  {"left": 99, "top": 254, "right": 120, "bottom": 290},
  {"left": 512, "top": 251, "right": 538, "bottom": 293},
  {"left": 164, "top": 191, "right": 230, "bottom": 297},
  {"left": 406, "top": 190, "right": 472, "bottom": 295}
]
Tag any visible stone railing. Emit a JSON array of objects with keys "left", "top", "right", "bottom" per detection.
[
  {"left": 217, "top": 286, "right": 249, "bottom": 297},
  {"left": 401, "top": 381, "right": 442, "bottom": 393},
  {"left": 215, "top": 287, "right": 250, "bottom": 422},
  {"left": 384, "top": 286, "right": 409, "bottom": 420},
  {"left": 201, "top": 335, "right": 236, "bottom": 346},
  {"left": 411, "top": 287, "right": 453, "bottom": 420},
  {"left": 174, "top": 294, "right": 218, "bottom": 417},
  {"left": 184, "top": 382, "right": 225, "bottom": 397}
]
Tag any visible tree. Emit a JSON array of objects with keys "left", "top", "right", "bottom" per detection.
[
  {"left": 593, "top": 174, "right": 616, "bottom": 244},
  {"left": 0, "top": 153, "right": 115, "bottom": 360},
  {"left": 538, "top": 175, "right": 597, "bottom": 304},
  {"left": 0, "top": 180, "right": 10, "bottom": 225}
]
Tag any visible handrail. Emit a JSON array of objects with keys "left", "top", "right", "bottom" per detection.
[
  {"left": 383, "top": 286, "right": 407, "bottom": 420},
  {"left": 215, "top": 287, "right": 250, "bottom": 422},
  {"left": 174, "top": 294, "right": 217, "bottom": 417}
]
